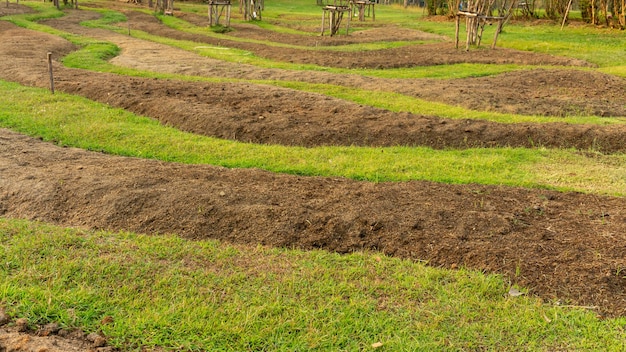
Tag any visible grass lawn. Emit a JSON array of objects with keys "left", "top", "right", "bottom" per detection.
[{"left": 2, "top": 218, "right": 626, "bottom": 351}]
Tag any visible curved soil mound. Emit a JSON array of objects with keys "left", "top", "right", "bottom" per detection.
[
  {"left": 59, "top": 74, "right": 626, "bottom": 152},
  {"left": 1, "top": 129, "right": 625, "bottom": 318},
  {"left": 401, "top": 69, "right": 626, "bottom": 117}
]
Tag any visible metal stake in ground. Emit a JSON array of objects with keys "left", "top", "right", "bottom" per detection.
[{"left": 47, "top": 52, "right": 55, "bottom": 94}]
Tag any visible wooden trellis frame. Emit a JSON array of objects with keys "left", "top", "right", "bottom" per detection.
[
  {"left": 350, "top": 0, "right": 375, "bottom": 21},
  {"left": 240, "top": 0, "right": 264, "bottom": 20},
  {"left": 320, "top": 0, "right": 351, "bottom": 36},
  {"left": 154, "top": 0, "right": 174, "bottom": 15},
  {"left": 454, "top": 11, "right": 504, "bottom": 50},
  {"left": 454, "top": 0, "right": 515, "bottom": 50},
  {"left": 208, "top": 0, "right": 231, "bottom": 26}
]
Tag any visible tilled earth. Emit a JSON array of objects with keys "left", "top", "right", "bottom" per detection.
[{"left": 1, "top": 2, "right": 626, "bottom": 350}]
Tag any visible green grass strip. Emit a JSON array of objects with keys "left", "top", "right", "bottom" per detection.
[
  {"left": 502, "top": 25, "right": 626, "bottom": 68},
  {"left": 1, "top": 80, "right": 625, "bottom": 196},
  {"left": 1, "top": 218, "right": 625, "bottom": 351}
]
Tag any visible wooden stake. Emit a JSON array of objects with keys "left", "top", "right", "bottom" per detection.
[
  {"left": 47, "top": 52, "right": 55, "bottom": 94},
  {"left": 454, "top": 14, "right": 460, "bottom": 49},
  {"left": 465, "top": 17, "right": 474, "bottom": 51},
  {"left": 226, "top": 2, "right": 231, "bottom": 26},
  {"left": 491, "top": 18, "right": 503, "bottom": 49},
  {"left": 591, "top": 0, "right": 595, "bottom": 24},
  {"left": 561, "top": 0, "right": 573, "bottom": 30},
  {"left": 345, "top": 7, "right": 351, "bottom": 35},
  {"left": 477, "top": 21, "right": 485, "bottom": 47}
]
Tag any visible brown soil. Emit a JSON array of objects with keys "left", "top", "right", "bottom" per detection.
[
  {"left": 0, "top": 2, "right": 34, "bottom": 16},
  {"left": 0, "top": 320, "right": 107, "bottom": 352},
  {"left": 1, "top": 2, "right": 626, "bottom": 350}
]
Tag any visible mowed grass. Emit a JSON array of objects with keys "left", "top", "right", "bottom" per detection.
[{"left": 2, "top": 218, "right": 626, "bottom": 351}]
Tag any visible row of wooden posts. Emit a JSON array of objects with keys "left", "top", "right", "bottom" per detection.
[{"left": 207, "top": 0, "right": 375, "bottom": 36}]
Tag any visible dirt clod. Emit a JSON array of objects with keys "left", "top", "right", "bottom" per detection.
[
  {"left": 38, "top": 323, "right": 61, "bottom": 337},
  {"left": 86, "top": 332, "right": 107, "bottom": 348},
  {"left": 0, "top": 309, "right": 10, "bottom": 326},
  {"left": 15, "top": 318, "right": 29, "bottom": 333}
]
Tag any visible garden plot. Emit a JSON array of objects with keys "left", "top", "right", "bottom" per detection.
[{"left": 1, "top": 2, "right": 626, "bottom": 349}]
